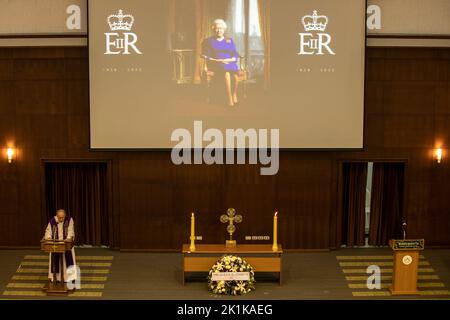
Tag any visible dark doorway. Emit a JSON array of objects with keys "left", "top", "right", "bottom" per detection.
[
  {"left": 43, "top": 162, "right": 110, "bottom": 247},
  {"left": 340, "top": 162, "right": 368, "bottom": 246},
  {"left": 340, "top": 161, "right": 405, "bottom": 247},
  {"left": 368, "top": 162, "right": 405, "bottom": 246}
]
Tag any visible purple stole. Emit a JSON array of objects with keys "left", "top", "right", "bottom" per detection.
[{"left": 50, "top": 216, "right": 74, "bottom": 272}]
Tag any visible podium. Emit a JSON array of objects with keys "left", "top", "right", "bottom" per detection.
[
  {"left": 389, "top": 239, "right": 424, "bottom": 295},
  {"left": 40, "top": 239, "right": 74, "bottom": 296}
]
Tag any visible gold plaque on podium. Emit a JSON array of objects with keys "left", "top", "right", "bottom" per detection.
[{"left": 391, "top": 239, "right": 424, "bottom": 250}]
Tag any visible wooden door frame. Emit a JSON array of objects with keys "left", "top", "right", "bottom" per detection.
[
  {"left": 333, "top": 159, "right": 409, "bottom": 249},
  {"left": 40, "top": 159, "right": 114, "bottom": 247}
]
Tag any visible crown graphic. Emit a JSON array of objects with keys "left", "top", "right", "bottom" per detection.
[
  {"left": 302, "top": 10, "right": 328, "bottom": 32},
  {"left": 107, "top": 9, "right": 134, "bottom": 31}
]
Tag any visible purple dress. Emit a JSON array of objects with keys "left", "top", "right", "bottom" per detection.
[{"left": 202, "top": 37, "right": 239, "bottom": 73}]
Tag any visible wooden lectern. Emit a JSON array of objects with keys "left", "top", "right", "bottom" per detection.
[
  {"left": 389, "top": 239, "right": 424, "bottom": 295},
  {"left": 40, "top": 239, "right": 74, "bottom": 296}
]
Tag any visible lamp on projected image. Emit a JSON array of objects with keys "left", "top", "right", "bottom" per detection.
[
  {"left": 6, "top": 147, "right": 15, "bottom": 164},
  {"left": 434, "top": 148, "right": 443, "bottom": 164}
]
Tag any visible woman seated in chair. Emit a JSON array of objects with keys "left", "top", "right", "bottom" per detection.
[{"left": 202, "top": 19, "right": 240, "bottom": 107}]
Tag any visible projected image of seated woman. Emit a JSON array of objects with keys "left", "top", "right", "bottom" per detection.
[
  {"left": 169, "top": 0, "right": 268, "bottom": 108},
  {"left": 202, "top": 19, "right": 240, "bottom": 107}
]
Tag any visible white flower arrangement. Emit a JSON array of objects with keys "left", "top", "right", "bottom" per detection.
[{"left": 207, "top": 255, "right": 255, "bottom": 295}]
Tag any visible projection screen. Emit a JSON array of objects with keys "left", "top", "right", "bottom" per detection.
[{"left": 89, "top": 0, "right": 366, "bottom": 149}]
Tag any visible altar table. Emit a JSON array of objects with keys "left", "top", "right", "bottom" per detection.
[{"left": 181, "top": 244, "right": 283, "bottom": 285}]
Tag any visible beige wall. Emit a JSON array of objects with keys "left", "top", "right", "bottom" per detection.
[
  {"left": 368, "top": 0, "right": 450, "bottom": 35},
  {"left": 0, "top": 0, "right": 448, "bottom": 37},
  {"left": 0, "top": 0, "right": 86, "bottom": 34}
]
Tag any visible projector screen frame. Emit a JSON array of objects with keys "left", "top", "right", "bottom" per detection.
[{"left": 87, "top": 0, "right": 367, "bottom": 152}]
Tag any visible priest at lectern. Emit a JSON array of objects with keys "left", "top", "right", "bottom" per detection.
[{"left": 44, "top": 209, "right": 77, "bottom": 283}]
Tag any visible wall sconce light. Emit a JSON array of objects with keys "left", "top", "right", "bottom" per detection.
[
  {"left": 435, "top": 148, "right": 442, "bottom": 164},
  {"left": 6, "top": 147, "right": 15, "bottom": 164}
]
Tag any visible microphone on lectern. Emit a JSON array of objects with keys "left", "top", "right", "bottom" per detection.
[{"left": 401, "top": 218, "right": 407, "bottom": 240}]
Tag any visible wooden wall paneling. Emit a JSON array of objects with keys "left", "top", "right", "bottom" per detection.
[{"left": 0, "top": 46, "right": 449, "bottom": 249}]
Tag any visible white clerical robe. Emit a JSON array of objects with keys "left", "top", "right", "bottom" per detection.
[{"left": 44, "top": 217, "right": 78, "bottom": 282}]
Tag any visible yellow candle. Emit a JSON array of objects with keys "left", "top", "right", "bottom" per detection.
[
  {"left": 190, "top": 212, "right": 196, "bottom": 251},
  {"left": 272, "top": 211, "right": 278, "bottom": 251}
]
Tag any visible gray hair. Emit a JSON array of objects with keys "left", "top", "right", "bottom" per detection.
[{"left": 212, "top": 19, "right": 227, "bottom": 29}]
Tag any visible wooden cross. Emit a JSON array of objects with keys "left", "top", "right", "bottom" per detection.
[{"left": 220, "top": 208, "right": 242, "bottom": 240}]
